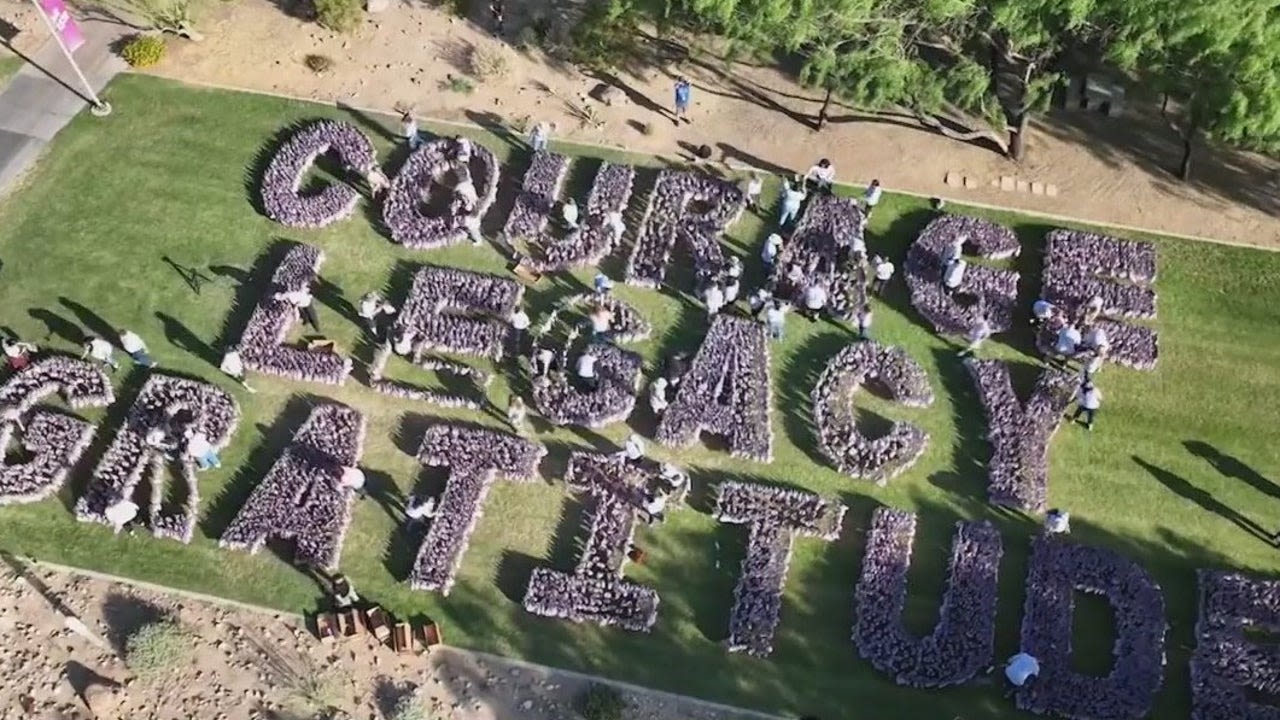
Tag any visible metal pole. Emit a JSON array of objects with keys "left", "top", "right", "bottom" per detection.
[{"left": 29, "top": 0, "right": 111, "bottom": 116}]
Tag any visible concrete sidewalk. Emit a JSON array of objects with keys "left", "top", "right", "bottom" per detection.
[{"left": 0, "top": 17, "right": 125, "bottom": 196}]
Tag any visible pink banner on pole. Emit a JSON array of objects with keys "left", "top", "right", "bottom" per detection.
[{"left": 36, "top": 0, "right": 86, "bottom": 53}]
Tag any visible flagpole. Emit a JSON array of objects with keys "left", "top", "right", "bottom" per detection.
[{"left": 29, "top": 0, "right": 111, "bottom": 116}]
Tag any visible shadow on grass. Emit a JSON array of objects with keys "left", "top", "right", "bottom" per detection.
[
  {"left": 777, "top": 329, "right": 853, "bottom": 467},
  {"left": 58, "top": 366, "right": 152, "bottom": 513},
  {"left": 211, "top": 239, "right": 298, "bottom": 353},
  {"left": 100, "top": 591, "right": 166, "bottom": 655}
]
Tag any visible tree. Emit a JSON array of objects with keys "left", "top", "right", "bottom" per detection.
[
  {"left": 1117, "top": 0, "right": 1280, "bottom": 180},
  {"left": 671, "top": 0, "right": 1148, "bottom": 162}
]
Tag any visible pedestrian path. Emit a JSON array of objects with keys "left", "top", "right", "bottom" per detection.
[{"left": 0, "top": 17, "right": 124, "bottom": 196}]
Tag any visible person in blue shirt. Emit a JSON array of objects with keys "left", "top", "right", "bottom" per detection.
[{"left": 673, "top": 77, "right": 692, "bottom": 124}]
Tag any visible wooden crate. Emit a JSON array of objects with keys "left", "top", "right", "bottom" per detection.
[
  {"left": 315, "top": 613, "right": 338, "bottom": 643},
  {"left": 391, "top": 622, "right": 418, "bottom": 654},
  {"left": 365, "top": 607, "right": 392, "bottom": 642},
  {"left": 422, "top": 621, "right": 443, "bottom": 647}
]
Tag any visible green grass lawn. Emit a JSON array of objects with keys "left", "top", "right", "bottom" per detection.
[
  {"left": 0, "top": 74, "right": 1277, "bottom": 719},
  {"left": 0, "top": 55, "right": 22, "bottom": 86}
]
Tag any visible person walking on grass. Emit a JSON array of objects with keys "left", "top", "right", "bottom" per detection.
[
  {"left": 402, "top": 112, "right": 421, "bottom": 151},
  {"left": 576, "top": 348, "right": 599, "bottom": 391},
  {"left": 118, "top": 329, "right": 156, "bottom": 368},
  {"left": 863, "top": 179, "right": 883, "bottom": 214},
  {"left": 340, "top": 465, "right": 367, "bottom": 498},
  {"left": 185, "top": 428, "right": 221, "bottom": 471},
  {"left": 82, "top": 336, "right": 119, "bottom": 371},
  {"left": 561, "top": 198, "right": 580, "bottom": 229},
  {"left": 489, "top": 0, "right": 505, "bottom": 37},
  {"left": 506, "top": 394, "right": 528, "bottom": 434},
  {"left": 275, "top": 286, "right": 320, "bottom": 331},
  {"left": 673, "top": 77, "right": 692, "bottom": 124},
  {"left": 871, "top": 256, "right": 895, "bottom": 295},
  {"left": 2, "top": 337, "right": 35, "bottom": 372},
  {"left": 778, "top": 178, "right": 807, "bottom": 228},
  {"left": 804, "top": 159, "right": 836, "bottom": 194},
  {"left": 958, "top": 318, "right": 992, "bottom": 357},
  {"left": 856, "top": 304, "right": 873, "bottom": 340},
  {"left": 358, "top": 292, "right": 397, "bottom": 342},
  {"left": 1072, "top": 382, "right": 1102, "bottom": 431},
  {"left": 766, "top": 301, "right": 787, "bottom": 340},
  {"left": 743, "top": 173, "right": 763, "bottom": 210},
  {"left": 761, "top": 232, "right": 784, "bottom": 272},
  {"left": 529, "top": 121, "right": 551, "bottom": 152},
  {"left": 220, "top": 348, "right": 256, "bottom": 394}
]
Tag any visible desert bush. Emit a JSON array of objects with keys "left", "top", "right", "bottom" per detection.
[
  {"left": 120, "top": 34, "right": 166, "bottom": 67},
  {"left": 94, "top": 0, "right": 199, "bottom": 38},
  {"left": 314, "top": 0, "right": 362, "bottom": 32},
  {"left": 468, "top": 44, "right": 511, "bottom": 81},
  {"left": 304, "top": 54, "right": 333, "bottom": 73},
  {"left": 577, "top": 683, "right": 626, "bottom": 720},
  {"left": 515, "top": 25, "right": 539, "bottom": 50},
  {"left": 440, "top": 75, "right": 475, "bottom": 94},
  {"left": 124, "top": 618, "right": 189, "bottom": 678},
  {"left": 388, "top": 692, "right": 433, "bottom": 720}
]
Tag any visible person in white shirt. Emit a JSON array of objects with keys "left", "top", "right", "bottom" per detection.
[
  {"left": 1082, "top": 325, "right": 1110, "bottom": 353},
  {"left": 660, "top": 464, "right": 689, "bottom": 494},
  {"left": 704, "top": 283, "right": 726, "bottom": 316},
  {"left": 455, "top": 136, "right": 473, "bottom": 164},
  {"left": 749, "top": 287, "right": 774, "bottom": 315},
  {"left": 2, "top": 337, "right": 35, "bottom": 372},
  {"left": 606, "top": 211, "right": 626, "bottom": 242},
  {"left": 958, "top": 318, "right": 992, "bottom": 357},
  {"left": 726, "top": 255, "right": 743, "bottom": 280},
  {"left": 104, "top": 498, "right": 140, "bottom": 534},
  {"left": 401, "top": 112, "right": 421, "bottom": 150},
  {"left": 778, "top": 179, "right": 807, "bottom": 227},
  {"left": 219, "top": 349, "right": 255, "bottom": 393},
  {"left": 81, "top": 336, "right": 119, "bottom": 370},
  {"left": 185, "top": 428, "right": 221, "bottom": 471},
  {"left": 358, "top": 292, "right": 397, "bottom": 340},
  {"left": 623, "top": 433, "right": 645, "bottom": 465},
  {"left": 1082, "top": 295, "right": 1105, "bottom": 325},
  {"left": 463, "top": 214, "right": 484, "bottom": 246},
  {"left": 803, "top": 283, "right": 828, "bottom": 320},
  {"left": 942, "top": 235, "right": 967, "bottom": 266},
  {"left": 561, "top": 198, "right": 580, "bottom": 229},
  {"left": 405, "top": 494, "right": 438, "bottom": 526},
  {"left": 575, "top": 349, "right": 598, "bottom": 391},
  {"left": 743, "top": 173, "right": 763, "bottom": 209},
  {"left": 589, "top": 304, "right": 614, "bottom": 340},
  {"left": 331, "top": 574, "right": 360, "bottom": 609},
  {"left": 1055, "top": 325, "right": 1082, "bottom": 357},
  {"left": 642, "top": 488, "right": 669, "bottom": 524},
  {"left": 454, "top": 177, "right": 479, "bottom": 212},
  {"left": 765, "top": 301, "right": 787, "bottom": 339},
  {"left": 116, "top": 330, "right": 153, "bottom": 369},
  {"left": 804, "top": 159, "right": 835, "bottom": 193},
  {"left": 1031, "top": 299, "right": 1055, "bottom": 326},
  {"left": 507, "top": 394, "right": 528, "bottom": 434},
  {"left": 872, "top": 256, "right": 895, "bottom": 295},
  {"left": 339, "top": 465, "right": 367, "bottom": 497},
  {"left": 761, "top": 233, "right": 784, "bottom": 271},
  {"left": 724, "top": 275, "right": 741, "bottom": 305},
  {"left": 1045, "top": 508, "right": 1070, "bottom": 534},
  {"left": 529, "top": 121, "right": 551, "bottom": 152},
  {"left": 1072, "top": 382, "right": 1101, "bottom": 431},
  {"left": 851, "top": 232, "right": 867, "bottom": 258},
  {"left": 943, "top": 259, "right": 967, "bottom": 294},
  {"left": 393, "top": 330, "right": 417, "bottom": 357},
  {"left": 863, "top": 179, "right": 883, "bottom": 213},
  {"left": 275, "top": 287, "right": 320, "bottom": 331},
  {"left": 532, "top": 344, "right": 555, "bottom": 378},
  {"left": 649, "top": 376, "right": 669, "bottom": 414},
  {"left": 593, "top": 273, "right": 614, "bottom": 297},
  {"left": 856, "top": 305, "right": 873, "bottom": 340}
]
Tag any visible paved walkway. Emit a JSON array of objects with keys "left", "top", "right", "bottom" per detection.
[{"left": 0, "top": 17, "right": 125, "bottom": 196}]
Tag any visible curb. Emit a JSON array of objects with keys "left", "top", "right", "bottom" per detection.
[
  {"left": 26, "top": 558, "right": 786, "bottom": 720},
  {"left": 135, "top": 70, "right": 1278, "bottom": 254}
]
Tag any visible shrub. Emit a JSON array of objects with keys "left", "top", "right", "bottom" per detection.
[
  {"left": 515, "top": 25, "right": 539, "bottom": 51},
  {"left": 577, "top": 683, "right": 626, "bottom": 720},
  {"left": 120, "top": 35, "right": 166, "bottom": 68},
  {"left": 314, "top": 0, "right": 362, "bottom": 32},
  {"left": 124, "top": 619, "right": 189, "bottom": 678},
  {"left": 388, "top": 692, "right": 432, "bottom": 720},
  {"left": 468, "top": 44, "right": 510, "bottom": 81},
  {"left": 440, "top": 75, "right": 475, "bottom": 94},
  {"left": 304, "top": 54, "right": 333, "bottom": 73}
]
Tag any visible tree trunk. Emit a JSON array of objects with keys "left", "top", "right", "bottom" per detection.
[
  {"left": 1008, "top": 113, "right": 1030, "bottom": 162},
  {"left": 1178, "top": 133, "right": 1194, "bottom": 181},
  {"left": 913, "top": 111, "right": 1009, "bottom": 155},
  {"left": 817, "top": 86, "right": 833, "bottom": 131}
]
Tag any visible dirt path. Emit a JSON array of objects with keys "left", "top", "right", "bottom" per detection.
[
  {"left": 0, "top": 562, "right": 771, "bottom": 720},
  {"left": 2, "top": 0, "right": 1277, "bottom": 247}
]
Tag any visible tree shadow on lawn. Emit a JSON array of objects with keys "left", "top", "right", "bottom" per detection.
[
  {"left": 210, "top": 238, "right": 299, "bottom": 354},
  {"left": 494, "top": 492, "right": 587, "bottom": 604},
  {"left": 58, "top": 297, "right": 117, "bottom": 344},
  {"left": 777, "top": 327, "right": 857, "bottom": 467},
  {"left": 198, "top": 394, "right": 323, "bottom": 540}
]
